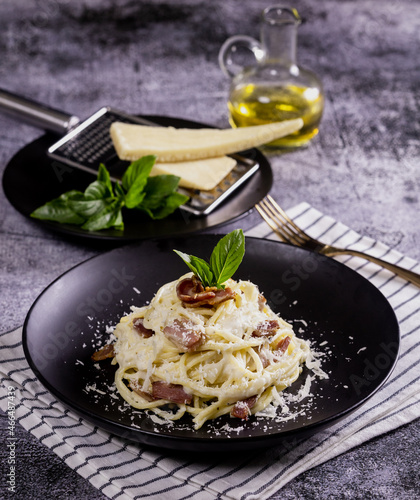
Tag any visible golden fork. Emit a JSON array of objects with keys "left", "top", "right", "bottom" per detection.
[{"left": 256, "top": 195, "right": 420, "bottom": 287}]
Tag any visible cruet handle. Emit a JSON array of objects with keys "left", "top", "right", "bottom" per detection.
[{"left": 218, "top": 35, "right": 265, "bottom": 78}]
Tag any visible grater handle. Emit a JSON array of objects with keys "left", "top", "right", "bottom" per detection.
[{"left": 0, "top": 88, "right": 80, "bottom": 135}]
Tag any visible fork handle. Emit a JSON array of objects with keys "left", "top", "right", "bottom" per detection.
[{"left": 325, "top": 248, "right": 420, "bottom": 287}]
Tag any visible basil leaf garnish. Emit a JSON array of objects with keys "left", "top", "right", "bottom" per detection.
[
  {"left": 209, "top": 229, "right": 245, "bottom": 287},
  {"left": 173, "top": 250, "right": 214, "bottom": 285},
  {"left": 174, "top": 229, "right": 245, "bottom": 288}
]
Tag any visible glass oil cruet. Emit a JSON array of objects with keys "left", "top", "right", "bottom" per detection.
[{"left": 218, "top": 5, "right": 324, "bottom": 148}]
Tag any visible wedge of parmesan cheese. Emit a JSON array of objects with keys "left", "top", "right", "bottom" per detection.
[
  {"left": 110, "top": 119, "right": 303, "bottom": 162},
  {"left": 150, "top": 156, "right": 237, "bottom": 191}
]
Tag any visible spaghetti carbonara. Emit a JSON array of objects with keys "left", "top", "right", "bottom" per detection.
[{"left": 109, "top": 272, "right": 318, "bottom": 429}]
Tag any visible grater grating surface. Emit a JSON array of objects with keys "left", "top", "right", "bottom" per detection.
[{"left": 47, "top": 108, "right": 259, "bottom": 216}]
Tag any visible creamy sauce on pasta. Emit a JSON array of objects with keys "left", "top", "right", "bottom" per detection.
[{"left": 112, "top": 273, "right": 324, "bottom": 429}]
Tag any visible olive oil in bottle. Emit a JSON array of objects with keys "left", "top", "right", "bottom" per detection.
[
  {"left": 219, "top": 6, "right": 324, "bottom": 149},
  {"left": 228, "top": 83, "right": 324, "bottom": 148}
]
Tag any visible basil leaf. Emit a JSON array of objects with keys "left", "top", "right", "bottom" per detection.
[
  {"left": 209, "top": 229, "right": 245, "bottom": 286},
  {"left": 155, "top": 191, "right": 189, "bottom": 219},
  {"left": 138, "top": 174, "right": 189, "bottom": 219},
  {"left": 68, "top": 198, "right": 110, "bottom": 218},
  {"left": 122, "top": 156, "right": 156, "bottom": 190},
  {"left": 174, "top": 230, "right": 245, "bottom": 288},
  {"left": 81, "top": 198, "right": 125, "bottom": 231},
  {"left": 141, "top": 175, "right": 181, "bottom": 210},
  {"left": 97, "top": 163, "right": 113, "bottom": 196},
  {"left": 62, "top": 190, "right": 85, "bottom": 200},
  {"left": 84, "top": 180, "right": 110, "bottom": 200},
  {"left": 141, "top": 191, "right": 189, "bottom": 219},
  {"left": 173, "top": 250, "right": 214, "bottom": 287},
  {"left": 30, "top": 191, "right": 85, "bottom": 225},
  {"left": 113, "top": 207, "right": 125, "bottom": 231},
  {"left": 122, "top": 155, "right": 157, "bottom": 208},
  {"left": 114, "top": 181, "right": 125, "bottom": 198}
]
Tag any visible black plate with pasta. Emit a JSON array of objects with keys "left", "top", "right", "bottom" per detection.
[{"left": 22, "top": 235, "right": 400, "bottom": 452}]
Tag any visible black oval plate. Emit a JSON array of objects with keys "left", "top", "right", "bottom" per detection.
[
  {"left": 23, "top": 235, "right": 399, "bottom": 452},
  {"left": 2, "top": 116, "right": 272, "bottom": 241}
]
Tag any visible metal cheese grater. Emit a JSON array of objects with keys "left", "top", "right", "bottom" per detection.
[{"left": 0, "top": 89, "right": 259, "bottom": 216}]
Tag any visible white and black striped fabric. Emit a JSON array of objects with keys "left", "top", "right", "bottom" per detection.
[{"left": 1, "top": 202, "right": 419, "bottom": 499}]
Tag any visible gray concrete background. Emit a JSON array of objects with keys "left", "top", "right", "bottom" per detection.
[{"left": 0, "top": 0, "right": 419, "bottom": 498}]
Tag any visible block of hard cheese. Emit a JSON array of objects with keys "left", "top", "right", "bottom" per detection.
[
  {"left": 110, "top": 119, "right": 303, "bottom": 162},
  {"left": 150, "top": 156, "right": 237, "bottom": 191}
]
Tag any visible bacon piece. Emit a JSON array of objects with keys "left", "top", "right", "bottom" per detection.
[
  {"left": 128, "top": 380, "right": 155, "bottom": 402},
  {"left": 189, "top": 287, "right": 235, "bottom": 308},
  {"left": 163, "top": 319, "right": 205, "bottom": 352},
  {"left": 177, "top": 275, "right": 211, "bottom": 302},
  {"left": 251, "top": 320, "right": 279, "bottom": 337},
  {"left": 133, "top": 318, "right": 154, "bottom": 338},
  {"left": 176, "top": 276, "right": 235, "bottom": 308},
  {"left": 256, "top": 347, "right": 270, "bottom": 368},
  {"left": 152, "top": 381, "right": 192, "bottom": 405},
  {"left": 129, "top": 380, "right": 193, "bottom": 405},
  {"left": 91, "top": 343, "right": 115, "bottom": 361},
  {"left": 256, "top": 336, "right": 290, "bottom": 368},
  {"left": 274, "top": 336, "right": 291, "bottom": 355},
  {"left": 231, "top": 395, "right": 258, "bottom": 419}
]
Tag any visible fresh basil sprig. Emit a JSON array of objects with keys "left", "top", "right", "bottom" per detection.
[
  {"left": 30, "top": 156, "right": 189, "bottom": 231},
  {"left": 174, "top": 229, "right": 245, "bottom": 289}
]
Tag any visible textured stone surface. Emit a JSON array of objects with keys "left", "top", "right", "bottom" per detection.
[{"left": 0, "top": 0, "right": 419, "bottom": 498}]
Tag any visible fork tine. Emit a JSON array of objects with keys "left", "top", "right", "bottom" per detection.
[
  {"left": 256, "top": 195, "right": 325, "bottom": 250},
  {"left": 256, "top": 201, "right": 302, "bottom": 246},
  {"left": 262, "top": 197, "right": 307, "bottom": 245},
  {"left": 265, "top": 195, "right": 313, "bottom": 243},
  {"left": 257, "top": 202, "right": 302, "bottom": 245},
  {"left": 256, "top": 196, "right": 309, "bottom": 247},
  {"left": 255, "top": 202, "right": 290, "bottom": 243}
]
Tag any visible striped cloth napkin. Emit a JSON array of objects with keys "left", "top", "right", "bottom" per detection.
[{"left": 1, "top": 202, "right": 419, "bottom": 500}]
